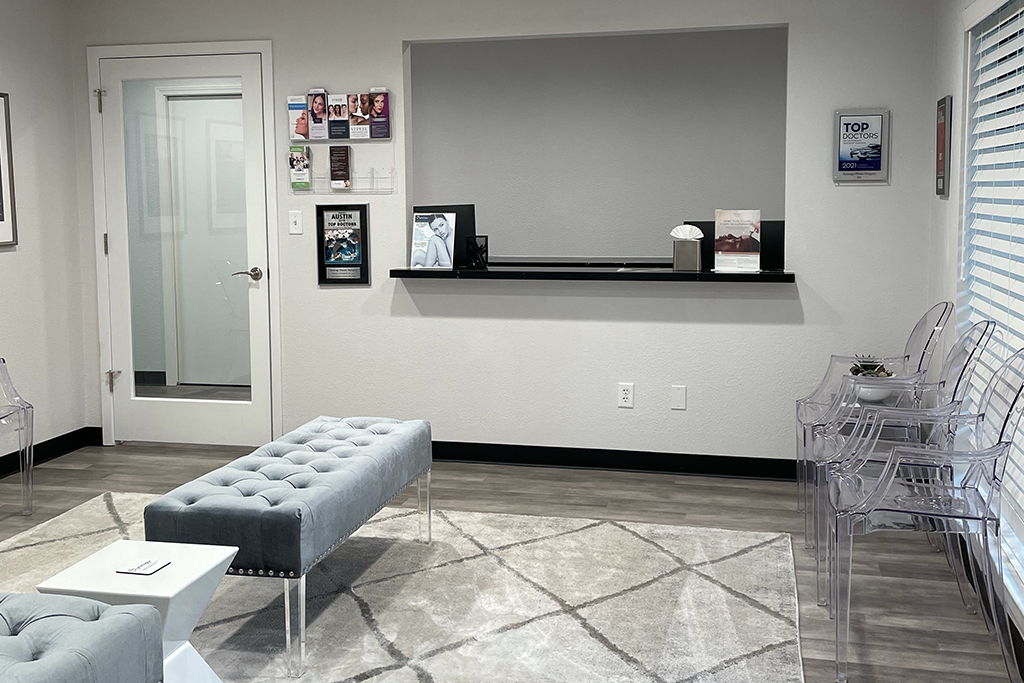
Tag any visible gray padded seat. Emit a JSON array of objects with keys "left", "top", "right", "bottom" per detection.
[
  {"left": 0, "top": 593, "right": 163, "bottom": 683},
  {"left": 144, "top": 416, "right": 432, "bottom": 576}
]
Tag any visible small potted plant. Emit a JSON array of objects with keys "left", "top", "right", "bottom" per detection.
[{"left": 850, "top": 357, "right": 894, "bottom": 402}]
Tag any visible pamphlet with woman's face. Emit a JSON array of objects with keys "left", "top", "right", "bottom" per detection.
[
  {"left": 327, "top": 95, "right": 350, "bottom": 139},
  {"left": 307, "top": 89, "right": 329, "bottom": 140},
  {"left": 410, "top": 212, "right": 456, "bottom": 269},
  {"left": 368, "top": 91, "right": 390, "bottom": 139},
  {"left": 288, "top": 96, "right": 308, "bottom": 140},
  {"left": 348, "top": 93, "right": 370, "bottom": 139}
]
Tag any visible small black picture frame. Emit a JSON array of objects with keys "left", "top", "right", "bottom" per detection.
[
  {"left": 0, "top": 92, "right": 17, "bottom": 247},
  {"left": 411, "top": 204, "right": 476, "bottom": 268},
  {"left": 936, "top": 95, "right": 952, "bottom": 197},
  {"left": 317, "top": 204, "right": 369, "bottom": 285}
]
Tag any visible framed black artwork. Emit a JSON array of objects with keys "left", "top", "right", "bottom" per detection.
[
  {"left": 0, "top": 93, "right": 17, "bottom": 246},
  {"left": 317, "top": 204, "right": 369, "bottom": 285}
]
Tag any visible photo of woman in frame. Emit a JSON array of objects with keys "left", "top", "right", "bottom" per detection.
[{"left": 410, "top": 213, "right": 455, "bottom": 268}]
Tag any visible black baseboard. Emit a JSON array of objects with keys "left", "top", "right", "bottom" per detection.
[
  {"left": 0, "top": 426, "right": 103, "bottom": 480},
  {"left": 0, "top": 433, "right": 794, "bottom": 482},
  {"left": 433, "top": 441, "right": 795, "bottom": 480}
]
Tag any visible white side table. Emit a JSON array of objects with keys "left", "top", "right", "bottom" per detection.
[{"left": 37, "top": 539, "right": 237, "bottom": 683}]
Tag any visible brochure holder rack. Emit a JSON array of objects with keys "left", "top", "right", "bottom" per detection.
[{"left": 290, "top": 136, "right": 396, "bottom": 196}]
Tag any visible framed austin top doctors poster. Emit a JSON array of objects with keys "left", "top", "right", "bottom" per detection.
[
  {"left": 0, "top": 93, "right": 17, "bottom": 246},
  {"left": 833, "top": 108, "right": 890, "bottom": 184},
  {"left": 317, "top": 204, "right": 369, "bottom": 285}
]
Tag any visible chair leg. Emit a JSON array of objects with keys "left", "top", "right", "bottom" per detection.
[
  {"left": 806, "top": 453, "right": 818, "bottom": 551},
  {"left": 964, "top": 531, "right": 994, "bottom": 632},
  {"left": 815, "top": 462, "right": 830, "bottom": 607},
  {"left": 797, "top": 418, "right": 806, "bottom": 514},
  {"left": 283, "top": 575, "right": 306, "bottom": 678},
  {"left": 984, "top": 522, "right": 1024, "bottom": 683},
  {"left": 418, "top": 469, "right": 432, "bottom": 544},
  {"left": 835, "top": 514, "right": 854, "bottom": 683},
  {"left": 946, "top": 527, "right": 978, "bottom": 616},
  {"left": 19, "top": 407, "right": 33, "bottom": 516}
]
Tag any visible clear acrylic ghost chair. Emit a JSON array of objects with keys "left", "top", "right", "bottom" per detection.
[
  {"left": 808, "top": 320, "right": 996, "bottom": 607},
  {"left": 796, "top": 301, "right": 953, "bottom": 523},
  {"left": 827, "top": 347, "right": 1024, "bottom": 683},
  {"left": 0, "top": 358, "right": 34, "bottom": 515}
]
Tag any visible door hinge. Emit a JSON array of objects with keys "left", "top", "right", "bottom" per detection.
[
  {"left": 93, "top": 88, "right": 106, "bottom": 114},
  {"left": 105, "top": 369, "right": 121, "bottom": 393},
  {"left": 103, "top": 233, "right": 108, "bottom": 255}
]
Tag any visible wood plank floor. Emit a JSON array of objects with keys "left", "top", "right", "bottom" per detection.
[{"left": 0, "top": 443, "right": 1008, "bottom": 683}]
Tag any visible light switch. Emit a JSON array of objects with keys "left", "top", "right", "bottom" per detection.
[{"left": 288, "top": 210, "right": 303, "bottom": 235}]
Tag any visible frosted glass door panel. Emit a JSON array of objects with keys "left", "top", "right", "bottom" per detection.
[
  {"left": 122, "top": 78, "right": 251, "bottom": 400},
  {"left": 168, "top": 96, "right": 250, "bottom": 387}
]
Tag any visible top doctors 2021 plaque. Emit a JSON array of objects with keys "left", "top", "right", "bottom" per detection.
[{"left": 833, "top": 108, "right": 890, "bottom": 184}]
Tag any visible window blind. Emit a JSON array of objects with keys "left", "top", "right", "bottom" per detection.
[{"left": 963, "top": 0, "right": 1024, "bottom": 611}]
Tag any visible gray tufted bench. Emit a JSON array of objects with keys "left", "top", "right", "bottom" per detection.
[
  {"left": 0, "top": 593, "right": 163, "bottom": 683},
  {"left": 143, "top": 415, "right": 432, "bottom": 672}
]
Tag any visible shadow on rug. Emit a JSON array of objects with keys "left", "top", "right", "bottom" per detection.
[{"left": 0, "top": 493, "right": 803, "bottom": 683}]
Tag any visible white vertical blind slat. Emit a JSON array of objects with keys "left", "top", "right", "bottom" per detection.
[{"left": 964, "top": 0, "right": 1024, "bottom": 608}]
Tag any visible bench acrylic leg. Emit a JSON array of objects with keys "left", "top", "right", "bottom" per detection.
[
  {"left": 418, "top": 469, "right": 432, "bottom": 544},
  {"left": 283, "top": 575, "right": 306, "bottom": 678}
]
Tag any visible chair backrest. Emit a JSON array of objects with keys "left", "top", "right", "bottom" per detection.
[
  {"left": 904, "top": 301, "right": 954, "bottom": 374},
  {"left": 976, "top": 347, "right": 1024, "bottom": 451},
  {"left": 936, "top": 320, "right": 996, "bottom": 406},
  {"left": 0, "top": 358, "right": 29, "bottom": 410}
]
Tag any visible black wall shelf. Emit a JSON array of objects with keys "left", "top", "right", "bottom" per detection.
[
  {"left": 393, "top": 219, "right": 792, "bottom": 283},
  {"left": 390, "top": 265, "right": 795, "bottom": 283}
]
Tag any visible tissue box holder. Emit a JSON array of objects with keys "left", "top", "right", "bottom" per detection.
[{"left": 673, "top": 240, "right": 701, "bottom": 272}]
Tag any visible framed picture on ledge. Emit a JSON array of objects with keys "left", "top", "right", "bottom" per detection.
[
  {"left": 317, "top": 204, "right": 369, "bottom": 285},
  {"left": 410, "top": 204, "right": 476, "bottom": 269},
  {"left": 0, "top": 93, "right": 17, "bottom": 246}
]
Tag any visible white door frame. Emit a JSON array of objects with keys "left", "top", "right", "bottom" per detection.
[{"left": 87, "top": 41, "right": 283, "bottom": 446}]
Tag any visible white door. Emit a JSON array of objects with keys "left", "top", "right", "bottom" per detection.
[{"left": 99, "top": 54, "right": 272, "bottom": 445}]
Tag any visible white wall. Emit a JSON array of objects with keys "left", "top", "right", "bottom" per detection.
[
  {"left": 929, "top": 0, "right": 971, "bottom": 314},
  {"left": 0, "top": 0, "right": 90, "bottom": 449},
  {"left": 409, "top": 27, "right": 789, "bottom": 258},
  {"left": 64, "top": 0, "right": 943, "bottom": 460}
]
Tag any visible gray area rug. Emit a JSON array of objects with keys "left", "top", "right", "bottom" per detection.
[{"left": 0, "top": 493, "right": 803, "bottom": 683}]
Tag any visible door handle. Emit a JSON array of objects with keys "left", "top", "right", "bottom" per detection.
[{"left": 231, "top": 267, "right": 264, "bottom": 281}]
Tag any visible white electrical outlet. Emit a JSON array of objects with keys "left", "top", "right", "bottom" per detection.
[
  {"left": 288, "top": 210, "right": 303, "bottom": 235},
  {"left": 671, "top": 385, "right": 687, "bottom": 410},
  {"left": 618, "top": 382, "right": 634, "bottom": 408}
]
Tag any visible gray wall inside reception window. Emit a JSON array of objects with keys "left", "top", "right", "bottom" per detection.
[{"left": 408, "top": 27, "right": 788, "bottom": 258}]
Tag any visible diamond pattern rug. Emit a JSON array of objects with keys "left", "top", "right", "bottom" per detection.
[{"left": 0, "top": 493, "right": 803, "bottom": 683}]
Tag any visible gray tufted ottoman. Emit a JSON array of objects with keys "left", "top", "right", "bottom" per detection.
[
  {"left": 144, "top": 415, "right": 432, "bottom": 672},
  {"left": 0, "top": 593, "right": 163, "bottom": 683}
]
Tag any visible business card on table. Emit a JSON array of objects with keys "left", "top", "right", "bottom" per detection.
[{"left": 116, "top": 559, "right": 171, "bottom": 576}]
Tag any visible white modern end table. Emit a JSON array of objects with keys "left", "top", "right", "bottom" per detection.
[{"left": 37, "top": 539, "right": 237, "bottom": 683}]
